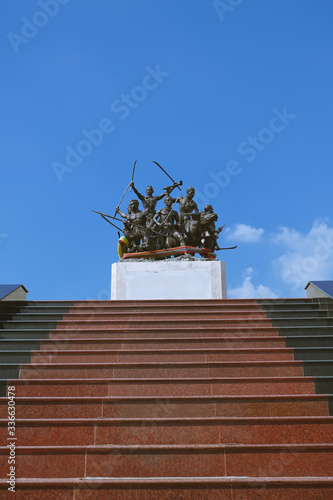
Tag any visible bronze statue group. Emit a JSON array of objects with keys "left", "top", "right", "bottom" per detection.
[
  {"left": 114, "top": 180, "right": 224, "bottom": 255},
  {"left": 93, "top": 162, "right": 233, "bottom": 257}
]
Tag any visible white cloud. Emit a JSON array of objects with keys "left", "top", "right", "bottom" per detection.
[
  {"left": 228, "top": 267, "right": 280, "bottom": 299},
  {"left": 272, "top": 219, "right": 333, "bottom": 290},
  {"left": 226, "top": 224, "right": 264, "bottom": 243}
]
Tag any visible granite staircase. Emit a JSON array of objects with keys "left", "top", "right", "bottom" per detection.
[{"left": 0, "top": 298, "right": 333, "bottom": 499}]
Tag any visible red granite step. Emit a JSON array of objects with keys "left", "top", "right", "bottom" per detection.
[
  {"left": 94, "top": 416, "right": 333, "bottom": 446},
  {"left": 65, "top": 304, "right": 266, "bottom": 312},
  {"left": 49, "top": 326, "right": 280, "bottom": 339},
  {"left": 37, "top": 336, "right": 288, "bottom": 351},
  {"left": 30, "top": 347, "right": 295, "bottom": 363},
  {"left": 1, "top": 477, "right": 333, "bottom": 500},
  {"left": 72, "top": 299, "right": 261, "bottom": 308},
  {"left": 18, "top": 360, "right": 304, "bottom": 379},
  {"left": 56, "top": 317, "right": 274, "bottom": 329},
  {"left": 1, "top": 444, "right": 333, "bottom": 478},
  {"left": 61, "top": 311, "right": 268, "bottom": 320},
  {"left": 5, "top": 376, "right": 320, "bottom": 397},
  {"left": 101, "top": 395, "right": 325, "bottom": 418},
  {"left": 1, "top": 416, "right": 332, "bottom": 446},
  {"left": 1, "top": 392, "right": 327, "bottom": 419}
]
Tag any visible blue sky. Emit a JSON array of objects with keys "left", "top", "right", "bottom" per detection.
[{"left": 1, "top": 0, "right": 333, "bottom": 300}]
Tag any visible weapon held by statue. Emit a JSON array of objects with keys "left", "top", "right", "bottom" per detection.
[
  {"left": 98, "top": 213, "right": 123, "bottom": 232},
  {"left": 130, "top": 160, "right": 137, "bottom": 192},
  {"left": 153, "top": 161, "right": 182, "bottom": 191},
  {"left": 114, "top": 181, "right": 132, "bottom": 217},
  {"left": 92, "top": 210, "right": 123, "bottom": 223}
]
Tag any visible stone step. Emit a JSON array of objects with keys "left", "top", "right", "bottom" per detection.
[
  {"left": 0, "top": 336, "right": 288, "bottom": 351},
  {"left": 2, "top": 336, "right": 333, "bottom": 351},
  {"left": 15, "top": 347, "right": 294, "bottom": 364},
  {"left": 1, "top": 416, "right": 332, "bottom": 446},
  {"left": 0, "top": 339, "right": 42, "bottom": 350},
  {"left": 279, "top": 325, "right": 333, "bottom": 336},
  {"left": 2, "top": 311, "right": 270, "bottom": 328},
  {"left": 0, "top": 326, "right": 280, "bottom": 339},
  {"left": 285, "top": 336, "right": 333, "bottom": 347},
  {"left": 4, "top": 317, "right": 333, "bottom": 331},
  {"left": 259, "top": 298, "right": 332, "bottom": 307},
  {"left": 1, "top": 317, "right": 276, "bottom": 330},
  {"left": 74, "top": 299, "right": 260, "bottom": 306},
  {"left": 46, "top": 327, "right": 281, "bottom": 339},
  {"left": 0, "top": 327, "right": 279, "bottom": 340},
  {"left": 5, "top": 301, "right": 74, "bottom": 307},
  {"left": 303, "top": 361, "right": 333, "bottom": 376},
  {"left": 2, "top": 321, "right": 59, "bottom": 330},
  {"left": 16, "top": 299, "right": 261, "bottom": 311},
  {"left": 1, "top": 443, "right": 333, "bottom": 478},
  {"left": 2, "top": 309, "right": 270, "bottom": 320},
  {"left": 1, "top": 477, "right": 332, "bottom": 500},
  {"left": 0, "top": 351, "right": 32, "bottom": 363},
  {"left": 271, "top": 318, "right": 333, "bottom": 327},
  {"left": 1, "top": 347, "right": 332, "bottom": 364},
  {"left": 58, "top": 318, "right": 333, "bottom": 327},
  {"left": 0, "top": 330, "right": 50, "bottom": 340},
  {"left": 314, "top": 377, "right": 333, "bottom": 398},
  {"left": 3, "top": 298, "right": 326, "bottom": 308},
  {"left": 294, "top": 348, "right": 333, "bottom": 360},
  {"left": 6, "top": 309, "right": 328, "bottom": 321},
  {"left": 1, "top": 360, "right": 307, "bottom": 380},
  {"left": 49, "top": 326, "right": 281, "bottom": 338},
  {"left": 265, "top": 309, "right": 330, "bottom": 318},
  {"left": 1, "top": 392, "right": 329, "bottom": 419},
  {"left": 1, "top": 376, "right": 322, "bottom": 398}
]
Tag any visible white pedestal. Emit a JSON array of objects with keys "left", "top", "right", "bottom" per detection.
[{"left": 111, "top": 260, "right": 227, "bottom": 300}]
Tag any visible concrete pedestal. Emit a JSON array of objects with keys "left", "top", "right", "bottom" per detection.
[{"left": 111, "top": 259, "right": 227, "bottom": 300}]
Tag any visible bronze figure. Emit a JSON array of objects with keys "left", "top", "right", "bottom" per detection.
[
  {"left": 116, "top": 199, "right": 150, "bottom": 252},
  {"left": 130, "top": 180, "right": 180, "bottom": 228},
  {"left": 200, "top": 205, "right": 224, "bottom": 252},
  {"left": 153, "top": 195, "right": 185, "bottom": 248},
  {"left": 173, "top": 187, "right": 199, "bottom": 231}
]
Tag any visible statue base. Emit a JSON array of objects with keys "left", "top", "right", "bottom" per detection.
[{"left": 111, "top": 259, "right": 227, "bottom": 300}]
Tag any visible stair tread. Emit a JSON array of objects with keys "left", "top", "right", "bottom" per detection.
[
  {"left": 0, "top": 347, "right": 297, "bottom": 354},
  {"left": 1, "top": 375, "right": 322, "bottom": 381},
  {"left": 2, "top": 443, "right": 333, "bottom": 450},
  {"left": 1, "top": 359, "right": 308, "bottom": 366},
  {"left": 2, "top": 415, "right": 332, "bottom": 423},
  {"left": 2, "top": 347, "right": 333, "bottom": 354},
  {"left": 1, "top": 392, "right": 328, "bottom": 401},
  {"left": 1, "top": 476, "right": 333, "bottom": 483}
]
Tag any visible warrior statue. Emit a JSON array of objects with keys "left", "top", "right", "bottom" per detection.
[
  {"left": 200, "top": 204, "right": 223, "bottom": 252},
  {"left": 172, "top": 187, "right": 199, "bottom": 231},
  {"left": 153, "top": 195, "right": 185, "bottom": 248},
  {"left": 130, "top": 181, "right": 180, "bottom": 228},
  {"left": 93, "top": 161, "right": 237, "bottom": 258},
  {"left": 116, "top": 199, "right": 149, "bottom": 252}
]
